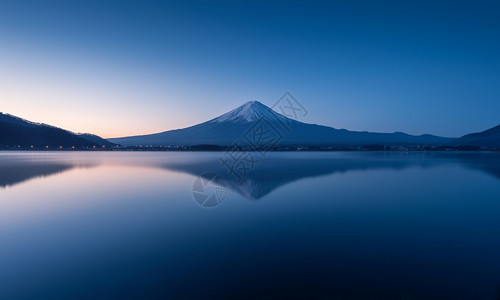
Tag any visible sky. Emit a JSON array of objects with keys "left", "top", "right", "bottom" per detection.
[{"left": 1, "top": 0, "right": 499, "bottom": 138}]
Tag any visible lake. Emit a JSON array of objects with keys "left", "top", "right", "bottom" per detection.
[{"left": 1, "top": 151, "right": 500, "bottom": 299}]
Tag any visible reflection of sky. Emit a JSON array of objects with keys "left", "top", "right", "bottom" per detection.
[
  {"left": 1, "top": 152, "right": 500, "bottom": 298},
  {"left": 0, "top": 164, "right": 189, "bottom": 230},
  {"left": 1, "top": 151, "right": 500, "bottom": 229},
  {"left": 1, "top": 1, "right": 500, "bottom": 138}
]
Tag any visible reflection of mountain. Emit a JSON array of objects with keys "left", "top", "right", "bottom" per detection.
[
  {"left": 451, "top": 152, "right": 500, "bottom": 181},
  {"left": 0, "top": 160, "right": 96, "bottom": 188},
  {"left": 162, "top": 153, "right": 500, "bottom": 200},
  {"left": 162, "top": 155, "right": 421, "bottom": 200},
  {"left": 2, "top": 152, "right": 499, "bottom": 198}
]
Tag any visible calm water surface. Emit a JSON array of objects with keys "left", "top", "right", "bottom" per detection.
[{"left": 1, "top": 151, "right": 500, "bottom": 299}]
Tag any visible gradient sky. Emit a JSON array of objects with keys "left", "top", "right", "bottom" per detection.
[{"left": 1, "top": 0, "right": 499, "bottom": 138}]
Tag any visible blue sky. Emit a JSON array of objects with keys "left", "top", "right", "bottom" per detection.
[{"left": 1, "top": 0, "right": 499, "bottom": 138}]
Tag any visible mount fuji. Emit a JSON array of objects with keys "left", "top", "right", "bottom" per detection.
[{"left": 109, "top": 101, "right": 452, "bottom": 147}]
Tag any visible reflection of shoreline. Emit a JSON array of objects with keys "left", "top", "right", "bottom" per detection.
[
  {"left": 1, "top": 152, "right": 499, "bottom": 198},
  {"left": 162, "top": 153, "right": 500, "bottom": 200},
  {"left": 0, "top": 161, "right": 98, "bottom": 189},
  {"left": 452, "top": 153, "right": 500, "bottom": 181}
]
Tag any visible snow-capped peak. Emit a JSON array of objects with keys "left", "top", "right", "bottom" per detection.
[{"left": 209, "top": 100, "right": 287, "bottom": 124}]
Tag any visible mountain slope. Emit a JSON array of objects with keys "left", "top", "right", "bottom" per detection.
[
  {"left": 109, "top": 101, "right": 453, "bottom": 147},
  {"left": 0, "top": 112, "right": 113, "bottom": 148},
  {"left": 452, "top": 124, "right": 500, "bottom": 149},
  {"left": 77, "top": 133, "right": 115, "bottom": 147}
]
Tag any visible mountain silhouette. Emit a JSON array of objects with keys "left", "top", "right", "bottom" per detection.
[
  {"left": 77, "top": 133, "right": 115, "bottom": 147},
  {"left": 0, "top": 112, "right": 113, "bottom": 148},
  {"left": 452, "top": 123, "right": 500, "bottom": 149},
  {"left": 109, "top": 101, "right": 453, "bottom": 147},
  {"left": 3, "top": 102, "right": 498, "bottom": 149}
]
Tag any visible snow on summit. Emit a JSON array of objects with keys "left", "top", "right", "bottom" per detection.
[{"left": 209, "top": 100, "right": 286, "bottom": 124}]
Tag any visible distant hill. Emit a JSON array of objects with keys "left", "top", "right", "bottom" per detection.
[
  {"left": 0, "top": 112, "right": 113, "bottom": 149},
  {"left": 77, "top": 133, "right": 115, "bottom": 147},
  {"left": 452, "top": 124, "right": 500, "bottom": 149},
  {"left": 109, "top": 101, "right": 453, "bottom": 147}
]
